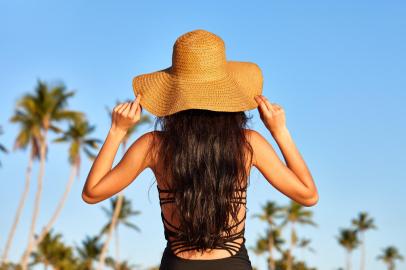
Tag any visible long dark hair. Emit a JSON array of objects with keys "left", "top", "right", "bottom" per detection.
[{"left": 149, "top": 108, "right": 254, "bottom": 253}]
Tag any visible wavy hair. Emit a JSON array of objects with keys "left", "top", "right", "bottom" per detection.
[{"left": 148, "top": 109, "right": 254, "bottom": 253}]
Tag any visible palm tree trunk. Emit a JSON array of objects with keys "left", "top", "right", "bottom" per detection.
[
  {"left": 360, "top": 232, "right": 365, "bottom": 270},
  {"left": 88, "top": 260, "right": 93, "bottom": 270},
  {"left": 115, "top": 225, "right": 120, "bottom": 270},
  {"left": 286, "top": 224, "right": 295, "bottom": 270},
  {"left": 346, "top": 250, "right": 351, "bottom": 270},
  {"left": 33, "top": 163, "right": 78, "bottom": 247},
  {"left": 1, "top": 153, "right": 33, "bottom": 263},
  {"left": 21, "top": 132, "right": 48, "bottom": 270},
  {"left": 301, "top": 246, "right": 306, "bottom": 261},
  {"left": 254, "top": 254, "right": 259, "bottom": 270},
  {"left": 268, "top": 233, "right": 274, "bottom": 270},
  {"left": 97, "top": 192, "right": 124, "bottom": 270}
]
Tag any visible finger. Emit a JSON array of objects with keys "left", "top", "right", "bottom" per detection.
[
  {"left": 123, "top": 102, "right": 132, "bottom": 116},
  {"left": 114, "top": 103, "right": 125, "bottom": 112},
  {"left": 117, "top": 103, "right": 127, "bottom": 114},
  {"left": 255, "top": 95, "right": 266, "bottom": 110},
  {"left": 260, "top": 95, "right": 273, "bottom": 112},
  {"left": 132, "top": 94, "right": 141, "bottom": 105},
  {"left": 267, "top": 99, "right": 277, "bottom": 113},
  {"left": 136, "top": 105, "right": 143, "bottom": 117},
  {"left": 260, "top": 102, "right": 271, "bottom": 117},
  {"left": 254, "top": 95, "right": 263, "bottom": 106},
  {"left": 134, "top": 105, "right": 142, "bottom": 119},
  {"left": 128, "top": 102, "right": 137, "bottom": 117},
  {"left": 118, "top": 102, "right": 130, "bottom": 114},
  {"left": 257, "top": 97, "right": 271, "bottom": 116},
  {"left": 113, "top": 104, "right": 125, "bottom": 120},
  {"left": 129, "top": 95, "right": 141, "bottom": 116},
  {"left": 112, "top": 104, "right": 124, "bottom": 123},
  {"left": 273, "top": 103, "right": 283, "bottom": 112},
  {"left": 128, "top": 97, "right": 138, "bottom": 110}
]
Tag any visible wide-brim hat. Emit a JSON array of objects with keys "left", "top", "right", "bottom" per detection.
[{"left": 132, "top": 29, "right": 263, "bottom": 117}]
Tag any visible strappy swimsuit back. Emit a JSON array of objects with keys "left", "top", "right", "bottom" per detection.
[{"left": 157, "top": 183, "right": 253, "bottom": 270}]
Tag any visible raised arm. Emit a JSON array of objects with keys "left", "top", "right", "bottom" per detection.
[
  {"left": 252, "top": 95, "right": 318, "bottom": 206},
  {"left": 82, "top": 94, "right": 151, "bottom": 204}
]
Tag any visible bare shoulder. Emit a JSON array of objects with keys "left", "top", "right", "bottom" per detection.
[
  {"left": 126, "top": 131, "right": 158, "bottom": 170},
  {"left": 145, "top": 130, "right": 162, "bottom": 169},
  {"left": 137, "top": 130, "right": 156, "bottom": 145},
  {"left": 244, "top": 128, "right": 268, "bottom": 146},
  {"left": 243, "top": 129, "right": 258, "bottom": 166},
  {"left": 243, "top": 128, "right": 275, "bottom": 168}
]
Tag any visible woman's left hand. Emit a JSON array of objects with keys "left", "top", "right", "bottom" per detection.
[{"left": 110, "top": 94, "right": 142, "bottom": 135}]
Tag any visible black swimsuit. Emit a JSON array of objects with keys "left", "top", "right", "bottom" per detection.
[{"left": 157, "top": 184, "right": 253, "bottom": 270}]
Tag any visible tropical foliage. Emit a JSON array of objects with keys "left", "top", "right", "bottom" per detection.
[{"left": 377, "top": 246, "right": 404, "bottom": 270}]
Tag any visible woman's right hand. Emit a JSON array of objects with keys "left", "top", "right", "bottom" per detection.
[{"left": 254, "top": 95, "right": 287, "bottom": 136}]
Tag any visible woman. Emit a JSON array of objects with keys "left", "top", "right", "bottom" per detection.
[{"left": 82, "top": 29, "right": 318, "bottom": 270}]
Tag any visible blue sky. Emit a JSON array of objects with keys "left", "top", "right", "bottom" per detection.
[{"left": 1, "top": 1, "right": 405, "bottom": 269}]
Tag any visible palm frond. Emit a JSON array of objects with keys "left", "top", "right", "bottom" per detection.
[{"left": 122, "top": 221, "right": 141, "bottom": 232}]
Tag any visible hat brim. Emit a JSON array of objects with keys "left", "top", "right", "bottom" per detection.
[{"left": 132, "top": 61, "right": 263, "bottom": 117}]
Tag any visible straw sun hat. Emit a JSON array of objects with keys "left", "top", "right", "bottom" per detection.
[{"left": 132, "top": 29, "right": 263, "bottom": 117}]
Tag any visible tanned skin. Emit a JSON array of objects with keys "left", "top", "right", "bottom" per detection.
[
  {"left": 252, "top": 95, "right": 318, "bottom": 206},
  {"left": 82, "top": 94, "right": 318, "bottom": 207}
]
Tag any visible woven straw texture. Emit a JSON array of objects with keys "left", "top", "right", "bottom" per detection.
[{"left": 132, "top": 29, "right": 263, "bottom": 117}]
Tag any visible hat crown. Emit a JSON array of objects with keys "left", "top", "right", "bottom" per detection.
[{"left": 171, "top": 29, "right": 227, "bottom": 80}]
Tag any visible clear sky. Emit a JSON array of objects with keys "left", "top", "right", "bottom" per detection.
[{"left": 1, "top": 1, "right": 405, "bottom": 269}]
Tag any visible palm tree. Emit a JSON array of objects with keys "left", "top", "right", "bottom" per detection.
[
  {"left": 18, "top": 79, "right": 83, "bottom": 270},
  {"left": 251, "top": 228, "right": 285, "bottom": 270},
  {"left": 2, "top": 102, "right": 42, "bottom": 264},
  {"left": 274, "top": 249, "right": 317, "bottom": 270},
  {"left": 97, "top": 196, "right": 142, "bottom": 270},
  {"left": 97, "top": 103, "right": 151, "bottom": 270},
  {"left": 32, "top": 117, "right": 101, "bottom": 248},
  {"left": 29, "top": 230, "right": 59, "bottom": 270},
  {"left": 0, "top": 261, "right": 22, "bottom": 270},
  {"left": 252, "top": 201, "right": 284, "bottom": 270},
  {"left": 0, "top": 125, "right": 8, "bottom": 167},
  {"left": 75, "top": 235, "right": 103, "bottom": 270},
  {"left": 297, "top": 237, "right": 315, "bottom": 262},
  {"left": 105, "top": 257, "right": 139, "bottom": 270},
  {"left": 337, "top": 228, "right": 360, "bottom": 270},
  {"left": 280, "top": 200, "right": 317, "bottom": 270},
  {"left": 351, "top": 211, "right": 377, "bottom": 270},
  {"left": 29, "top": 229, "right": 77, "bottom": 270},
  {"left": 376, "top": 246, "right": 404, "bottom": 270},
  {"left": 250, "top": 236, "right": 269, "bottom": 269}
]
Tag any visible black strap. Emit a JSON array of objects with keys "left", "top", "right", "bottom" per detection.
[
  {"left": 157, "top": 185, "right": 177, "bottom": 193},
  {"left": 157, "top": 183, "right": 248, "bottom": 257},
  {"left": 157, "top": 184, "right": 248, "bottom": 193},
  {"left": 170, "top": 237, "right": 245, "bottom": 257}
]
